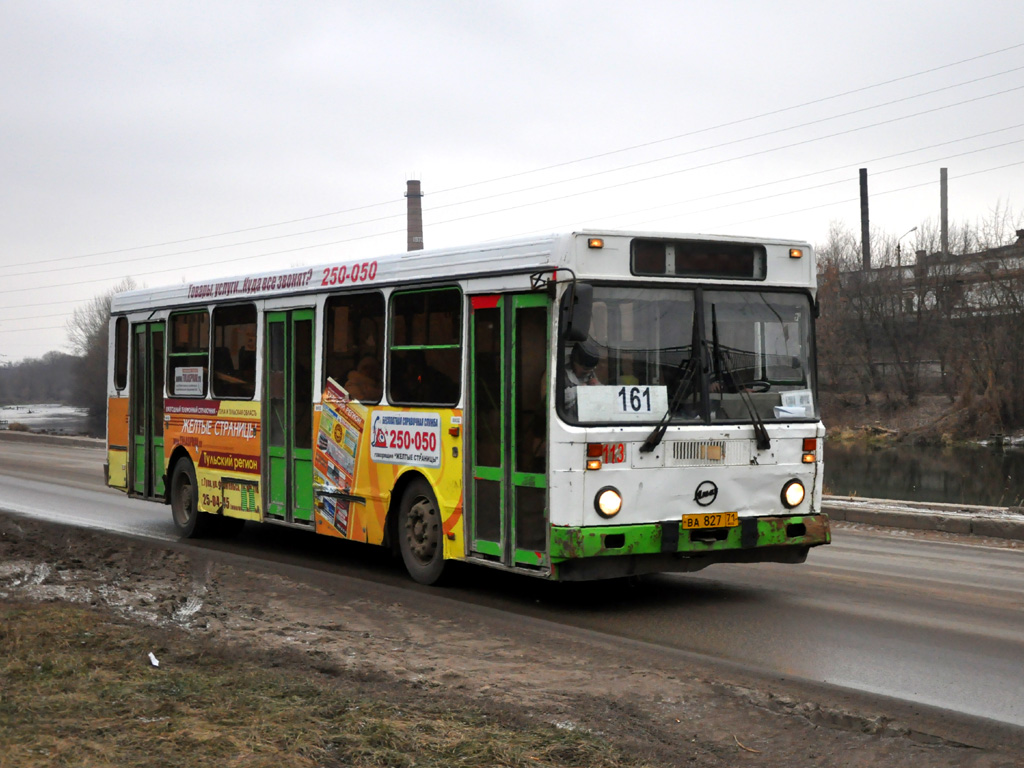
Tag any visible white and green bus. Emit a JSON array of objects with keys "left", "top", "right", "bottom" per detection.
[{"left": 107, "top": 230, "right": 829, "bottom": 584}]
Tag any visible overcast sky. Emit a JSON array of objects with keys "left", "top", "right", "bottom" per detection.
[{"left": 1, "top": 1, "right": 1022, "bottom": 363}]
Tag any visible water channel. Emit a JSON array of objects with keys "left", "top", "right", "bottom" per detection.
[{"left": 824, "top": 440, "right": 1024, "bottom": 508}]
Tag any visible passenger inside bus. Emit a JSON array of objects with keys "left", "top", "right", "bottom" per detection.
[
  {"left": 213, "top": 326, "right": 256, "bottom": 398},
  {"left": 344, "top": 356, "right": 382, "bottom": 402},
  {"left": 564, "top": 340, "right": 601, "bottom": 416}
]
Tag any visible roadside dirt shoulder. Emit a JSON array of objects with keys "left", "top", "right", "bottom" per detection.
[{"left": 1, "top": 512, "right": 1019, "bottom": 767}]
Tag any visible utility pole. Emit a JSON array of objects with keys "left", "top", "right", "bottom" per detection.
[
  {"left": 860, "top": 169, "right": 871, "bottom": 270},
  {"left": 940, "top": 168, "right": 949, "bottom": 258},
  {"left": 406, "top": 180, "right": 423, "bottom": 251}
]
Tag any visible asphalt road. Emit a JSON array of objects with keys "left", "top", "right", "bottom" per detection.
[{"left": 2, "top": 435, "right": 1023, "bottom": 729}]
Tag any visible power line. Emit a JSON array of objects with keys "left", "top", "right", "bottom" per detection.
[
  {"left": 604, "top": 137, "right": 1024, "bottom": 228},
  {"left": 415, "top": 85, "right": 1024, "bottom": 236},
  {"left": 2, "top": 160, "right": 1020, "bottom": 337},
  {"left": 3, "top": 158, "right": 1022, "bottom": 336},
  {"left": 4, "top": 77, "right": 1022, "bottom": 285},
  {"left": 508, "top": 134, "right": 1024, "bottom": 236},
  {"left": 425, "top": 42, "right": 1024, "bottom": 196},
  {"left": 711, "top": 159, "right": 1024, "bottom": 231},
  {"left": 3, "top": 42, "right": 1022, "bottom": 272}
]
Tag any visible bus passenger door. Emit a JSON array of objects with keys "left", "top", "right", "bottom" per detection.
[
  {"left": 130, "top": 322, "right": 165, "bottom": 499},
  {"left": 264, "top": 309, "right": 315, "bottom": 524},
  {"left": 469, "top": 294, "right": 549, "bottom": 568}
]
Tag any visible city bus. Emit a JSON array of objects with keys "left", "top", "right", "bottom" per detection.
[{"left": 105, "top": 231, "right": 830, "bottom": 584}]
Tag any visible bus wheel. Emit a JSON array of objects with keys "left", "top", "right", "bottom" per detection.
[
  {"left": 170, "top": 458, "right": 208, "bottom": 538},
  {"left": 398, "top": 479, "right": 446, "bottom": 585}
]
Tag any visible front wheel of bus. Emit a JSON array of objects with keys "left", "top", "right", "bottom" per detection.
[
  {"left": 398, "top": 479, "right": 446, "bottom": 585},
  {"left": 170, "top": 458, "right": 208, "bottom": 538}
]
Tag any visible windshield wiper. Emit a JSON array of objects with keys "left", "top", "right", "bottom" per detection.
[
  {"left": 710, "top": 304, "right": 771, "bottom": 451},
  {"left": 639, "top": 350, "right": 701, "bottom": 453},
  {"left": 641, "top": 305, "right": 703, "bottom": 454}
]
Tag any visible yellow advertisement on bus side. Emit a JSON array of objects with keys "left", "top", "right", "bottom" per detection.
[
  {"left": 313, "top": 378, "right": 464, "bottom": 559},
  {"left": 164, "top": 399, "right": 263, "bottom": 520}
]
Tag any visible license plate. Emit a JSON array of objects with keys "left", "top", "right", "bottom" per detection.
[{"left": 681, "top": 511, "right": 739, "bottom": 530}]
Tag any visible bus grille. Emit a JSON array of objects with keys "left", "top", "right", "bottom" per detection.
[{"left": 668, "top": 440, "right": 747, "bottom": 466}]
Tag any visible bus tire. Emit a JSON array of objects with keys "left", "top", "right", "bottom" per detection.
[
  {"left": 398, "top": 478, "right": 446, "bottom": 585},
  {"left": 170, "top": 458, "right": 208, "bottom": 538}
]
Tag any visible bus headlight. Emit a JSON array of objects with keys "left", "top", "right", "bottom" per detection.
[
  {"left": 595, "top": 486, "right": 623, "bottom": 518},
  {"left": 781, "top": 479, "right": 805, "bottom": 509}
]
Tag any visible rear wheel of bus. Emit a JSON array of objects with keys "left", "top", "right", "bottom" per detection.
[
  {"left": 398, "top": 479, "right": 446, "bottom": 585},
  {"left": 170, "top": 458, "right": 209, "bottom": 538},
  {"left": 170, "top": 458, "right": 245, "bottom": 538}
]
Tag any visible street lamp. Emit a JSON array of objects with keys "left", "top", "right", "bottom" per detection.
[
  {"left": 896, "top": 226, "right": 917, "bottom": 267},
  {"left": 895, "top": 227, "right": 918, "bottom": 313}
]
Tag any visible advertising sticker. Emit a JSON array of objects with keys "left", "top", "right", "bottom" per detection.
[
  {"left": 313, "top": 378, "right": 367, "bottom": 536},
  {"left": 173, "top": 367, "right": 205, "bottom": 397},
  {"left": 369, "top": 411, "right": 442, "bottom": 468}
]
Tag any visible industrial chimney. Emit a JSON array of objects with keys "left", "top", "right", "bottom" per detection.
[{"left": 406, "top": 180, "right": 423, "bottom": 251}]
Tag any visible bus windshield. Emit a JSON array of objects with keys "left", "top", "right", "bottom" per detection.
[{"left": 559, "top": 286, "right": 816, "bottom": 425}]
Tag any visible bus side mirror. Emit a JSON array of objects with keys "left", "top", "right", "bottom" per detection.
[{"left": 560, "top": 283, "right": 593, "bottom": 342}]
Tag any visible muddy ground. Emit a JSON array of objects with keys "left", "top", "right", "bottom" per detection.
[{"left": 1, "top": 511, "right": 1020, "bottom": 767}]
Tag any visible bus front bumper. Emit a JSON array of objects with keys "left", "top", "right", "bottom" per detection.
[{"left": 548, "top": 513, "right": 830, "bottom": 581}]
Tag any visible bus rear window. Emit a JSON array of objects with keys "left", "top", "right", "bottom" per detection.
[{"left": 168, "top": 311, "right": 210, "bottom": 397}]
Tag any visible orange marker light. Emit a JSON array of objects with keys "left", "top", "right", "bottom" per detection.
[
  {"left": 588, "top": 238, "right": 604, "bottom": 249},
  {"left": 790, "top": 248, "right": 804, "bottom": 259},
  {"left": 801, "top": 437, "right": 816, "bottom": 464}
]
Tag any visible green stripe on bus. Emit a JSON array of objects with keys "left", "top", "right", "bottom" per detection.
[{"left": 549, "top": 515, "right": 830, "bottom": 562}]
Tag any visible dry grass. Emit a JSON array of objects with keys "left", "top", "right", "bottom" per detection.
[
  {"left": 0, "top": 601, "right": 657, "bottom": 768},
  {"left": 821, "top": 392, "right": 960, "bottom": 443}
]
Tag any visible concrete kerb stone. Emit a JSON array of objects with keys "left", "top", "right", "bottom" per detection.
[
  {"left": 971, "top": 516, "right": 1024, "bottom": 540},
  {"left": 0, "top": 430, "right": 103, "bottom": 450},
  {"left": 823, "top": 496, "right": 1024, "bottom": 541}
]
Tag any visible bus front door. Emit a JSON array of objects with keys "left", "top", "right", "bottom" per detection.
[
  {"left": 130, "top": 322, "right": 165, "bottom": 499},
  {"left": 469, "top": 294, "right": 549, "bottom": 569},
  {"left": 264, "top": 309, "right": 315, "bottom": 524}
]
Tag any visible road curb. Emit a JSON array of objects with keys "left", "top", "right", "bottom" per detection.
[
  {"left": 824, "top": 497, "right": 1024, "bottom": 541},
  {"left": 0, "top": 430, "right": 103, "bottom": 449}
]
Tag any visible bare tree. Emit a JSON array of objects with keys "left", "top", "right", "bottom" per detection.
[
  {"left": 65, "top": 277, "right": 138, "bottom": 435},
  {"left": 817, "top": 204, "right": 1024, "bottom": 435},
  {"left": 815, "top": 221, "right": 863, "bottom": 395}
]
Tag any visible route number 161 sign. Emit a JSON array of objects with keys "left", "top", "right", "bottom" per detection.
[{"left": 577, "top": 385, "right": 669, "bottom": 422}]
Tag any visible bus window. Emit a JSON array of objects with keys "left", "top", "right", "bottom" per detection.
[
  {"left": 114, "top": 316, "right": 129, "bottom": 391},
  {"left": 325, "top": 292, "right": 384, "bottom": 403},
  {"left": 212, "top": 304, "right": 257, "bottom": 399},
  {"left": 389, "top": 287, "right": 461, "bottom": 406},
  {"left": 515, "top": 304, "right": 548, "bottom": 476},
  {"left": 168, "top": 310, "right": 210, "bottom": 397}
]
